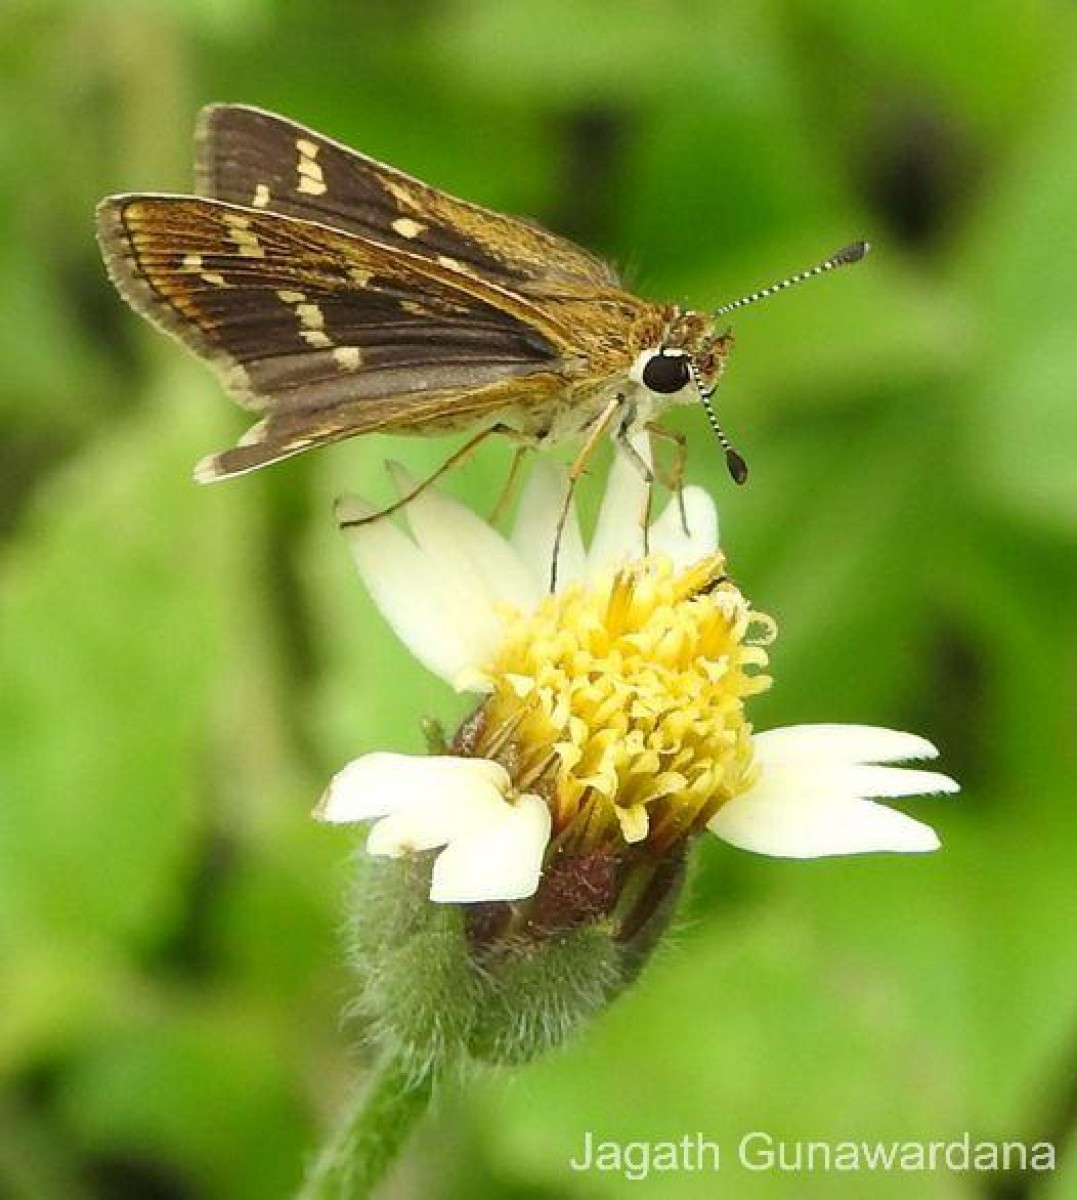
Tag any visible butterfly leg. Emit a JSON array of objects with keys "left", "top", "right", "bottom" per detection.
[
  {"left": 337, "top": 425, "right": 501, "bottom": 529},
  {"left": 549, "top": 394, "right": 624, "bottom": 591},
  {"left": 614, "top": 424, "right": 657, "bottom": 558},
  {"left": 488, "top": 445, "right": 531, "bottom": 526},
  {"left": 644, "top": 422, "right": 689, "bottom": 535}
]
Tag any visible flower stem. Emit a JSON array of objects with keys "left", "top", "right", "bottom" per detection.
[{"left": 298, "top": 1055, "right": 434, "bottom": 1199}]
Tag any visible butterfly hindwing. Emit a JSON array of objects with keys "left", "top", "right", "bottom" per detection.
[{"left": 195, "top": 104, "right": 621, "bottom": 290}]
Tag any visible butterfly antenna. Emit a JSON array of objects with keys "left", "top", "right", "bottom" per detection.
[
  {"left": 688, "top": 360, "right": 748, "bottom": 485},
  {"left": 701, "top": 392, "right": 748, "bottom": 485},
  {"left": 712, "top": 240, "right": 870, "bottom": 319}
]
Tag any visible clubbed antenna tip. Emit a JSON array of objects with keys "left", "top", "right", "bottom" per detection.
[
  {"left": 833, "top": 239, "right": 871, "bottom": 265},
  {"left": 725, "top": 447, "right": 748, "bottom": 486},
  {"left": 712, "top": 238, "right": 872, "bottom": 319}
]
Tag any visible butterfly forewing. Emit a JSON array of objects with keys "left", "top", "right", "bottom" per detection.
[
  {"left": 195, "top": 104, "right": 620, "bottom": 290},
  {"left": 96, "top": 195, "right": 580, "bottom": 475}
]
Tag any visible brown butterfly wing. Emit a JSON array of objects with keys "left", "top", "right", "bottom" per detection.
[
  {"left": 96, "top": 195, "right": 574, "bottom": 477},
  {"left": 195, "top": 104, "right": 621, "bottom": 290}
]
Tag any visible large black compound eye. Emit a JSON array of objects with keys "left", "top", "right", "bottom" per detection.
[{"left": 641, "top": 350, "right": 692, "bottom": 395}]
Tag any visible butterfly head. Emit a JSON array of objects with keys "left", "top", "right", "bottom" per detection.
[
  {"left": 631, "top": 313, "right": 745, "bottom": 484},
  {"left": 630, "top": 241, "right": 871, "bottom": 485}
]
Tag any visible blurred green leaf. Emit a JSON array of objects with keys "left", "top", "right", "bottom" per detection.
[
  {"left": 59, "top": 1003, "right": 309, "bottom": 1200},
  {"left": 957, "top": 75, "right": 1077, "bottom": 534},
  {"left": 0, "top": 370, "right": 243, "bottom": 1057}
]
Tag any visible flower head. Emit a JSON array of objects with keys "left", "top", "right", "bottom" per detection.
[
  {"left": 475, "top": 552, "right": 773, "bottom": 855},
  {"left": 319, "top": 446, "right": 957, "bottom": 923}
]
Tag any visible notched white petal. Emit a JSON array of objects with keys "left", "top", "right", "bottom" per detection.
[
  {"left": 315, "top": 752, "right": 510, "bottom": 824},
  {"left": 709, "top": 792, "right": 941, "bottom": 858},
  {"left": 754, "top": 724, "right": 941, "bottom": 766},
  {"left": 748, "top": 762, "right": 959, "bottom": 804},
  {"left": 336, "top": 493, "right": 502, "bottom": 684},
  {"left": 366, "top": 782, "right": 511, "bottom": 856},
  {"left": 387, "top": 462, "right": 539, "bottom": 611},
  {"left": 429, "top": 793, "right": 551, "bottom": 902}
]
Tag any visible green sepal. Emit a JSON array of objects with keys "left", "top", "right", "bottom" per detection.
[{"left": 345, "top": 849, "right": 685, "bottom": 1075}]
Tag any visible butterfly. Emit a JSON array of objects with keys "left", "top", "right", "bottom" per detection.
[{"left": 97, "top": 104, "right": 866, "bottom": 491}]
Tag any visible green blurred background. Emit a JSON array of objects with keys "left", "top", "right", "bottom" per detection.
[{"left": 2, "top": 1, "right": 1076, "bottom": 1197}]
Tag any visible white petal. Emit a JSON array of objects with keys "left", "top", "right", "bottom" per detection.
[
  {"left": 429, "top": 794, "right": 551, "bottom": 902},
  {"left": 315, "top": 753, "right": 510, "bottom": 824},
  {"left": 647, "top": 485, "right": 720, "bottom": 569},
  {"left": 586, "top": 436, "right": 652, "bottom": 573},
  {"left": 754, "top": 724, "right": 942, "bottom": 766},
  {"left": 336, "top": 495, "right": 502, "bottom": 685},
  {"left": 366, "top": 781, "right": 511, "bottom": 856},
  {"left": 748, "top": 762, "right": 959, "bottom": 803},
  {"left": 709, "top": 792, "right": 940, "bottom": 858},
  {"left": 387, "top": 463, "right": 540, "bottom": 612},
  {"left": 510, "top": 458, "right": 587, "bottom": 591}
]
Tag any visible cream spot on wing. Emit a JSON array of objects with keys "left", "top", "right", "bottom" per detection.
[
  {"left": 436, "top": 255, "right": 464, "bottom": 271},
  {"left": 222, "top": 212, "right": 265, "bottom": 258},
  {"left": 384, "top": 179, "right": 421, "bottom": 210},
  {"left": 182, "top": 253, "right": 227, "bottom": 286},
  {"left": 297, "top": 301, "right": 332, "bottom": 347},
  {"left": 252, "top": 183, "right": 271, "bottom": 208},
  {"left": 277, "top": 291, "right": 334, "bottom": 348},
  {"left": 348, "top": 267, "right": 374, "bottom": 287},
  {"left": 392, "top": 217, "right": 425, "bottom": 239},
  {"left": 333, "top": 346, "right": 362, "bottom": 371},
  {"left": 400, "top": 299, "right": 429, "bottom": 315},
  {"left": 296, "top": 303, "right": 325, "bottom": 330},
  {"left": 296, "top": 137, "right": 327, "bottom": 196}
]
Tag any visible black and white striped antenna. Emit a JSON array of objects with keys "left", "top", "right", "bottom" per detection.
[
  {"left": 700, "top": 391, "right": 748, "bottom": 484},
  {"left": 688, "top": 241, "right": 870, "bottom": 484},
  {"left": 712, "top": 240, "right": 870, "bottom": 319},
  {"left": 687, "top": 360, "right": 749, "bottom": 485}
]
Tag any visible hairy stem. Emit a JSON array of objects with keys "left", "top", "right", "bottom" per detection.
[{"left": 298, "top": 1055, "right": 434, "bottom": 1199}]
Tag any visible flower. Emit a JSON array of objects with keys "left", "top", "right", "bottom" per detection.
[{"left": 318, "top": 447, "right": 957, "bottom": 912}]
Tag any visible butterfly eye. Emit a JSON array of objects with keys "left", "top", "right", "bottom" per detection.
[{"left": 641, "top": 350, "right": 692, "bottom": 395}]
